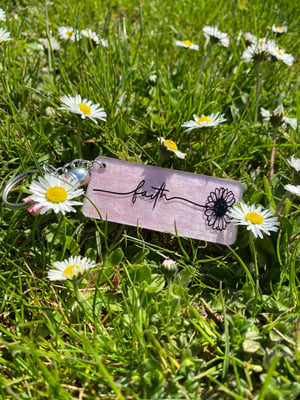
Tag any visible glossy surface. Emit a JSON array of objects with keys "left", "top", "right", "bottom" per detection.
[{"left": 82, "top": 157, "right": 243, "bottom": 244}]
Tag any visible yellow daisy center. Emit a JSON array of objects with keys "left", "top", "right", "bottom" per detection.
[
  {"left": 164, "top": 140, "right": 178, "bottom": 151},
  {"left": 66, "top": 31, "right": 74, "bottom": 37},
  {"left": 276, "top": 50, "right": 283, "bottom": 56},
  {"left": 197, "top": 116, "right": 212, "bottom": 125},
  {"left": 182, "top": 40, "right": 193, "bottom": 46},
  {"left": 64, "top": 264, "right": 80, "bottom": 279},
  {"left": 276, "top": 26, "right": 283, "bottom": 31},
  {"left": 78, "top": 103, "right": 91, "bottom": 115},
  {"left": 245, "top": 212, "right": 264, "bottom": 225},
  {"left": 46, "top": 186, "right": 68, "bottom": 203}
]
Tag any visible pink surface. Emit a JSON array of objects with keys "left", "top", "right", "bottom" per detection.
[{"left": 82, "top": 157, "right": 243, "bottom": 245}]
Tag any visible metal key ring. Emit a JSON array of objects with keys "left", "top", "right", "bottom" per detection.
[
  {"left": 2, "top": 159, "right": 106, "bottom": 210},
  {"left": 2, "top": 169, "right": 39, "bottom": 210}
]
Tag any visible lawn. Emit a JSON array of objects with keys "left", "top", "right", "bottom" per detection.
[{"left": 0, "top": 0, "right": 299, "bottom": 399}]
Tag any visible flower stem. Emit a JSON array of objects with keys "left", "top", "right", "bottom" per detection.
[
  {"left": 199, "top": 41, "right": 213, "bottom": 76},
  {"left": 255, "top": 59, "right": 262, "bottom": 123},
  {"left": 270, "top": 130, "right": 278, "bottom": 181},
  {"left": 249, "top": 232, "right": 261, "bottom": 303},
  {"left": 156, "top": 150, "right": 168, "bottom": 166},
  {"left": 77, "top": 116, "right": 83, "bottom": 159}
]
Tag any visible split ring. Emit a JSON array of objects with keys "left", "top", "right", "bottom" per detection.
[{"left": 2, "top": 169, "right": 38, "bottom": 210}]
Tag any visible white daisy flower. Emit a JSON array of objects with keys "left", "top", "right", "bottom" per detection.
[
  {"left": 244, "top": 32, "right": 257, "bottom": 44},
  {"left": 267, "top": 41, "right": 294, "bottom": 66},
  {"left": 0, "top": 28, "right": 11, "bottom": 43},
  {"left": 282, "top": 116, "right": 297, "bottom": 130},
  {"left": 81, "top": 29, "right": 108, "bottom": 47},
  {"left": 241, "top": 38, "right": 271, "bottom": 62},
  {"left": 58, "top": 26, "right": 81, "bottom": 41},
  {"left": 175, "top": 39, "right": 199, "bottom": 50},
  {"left": 182, "top": 112, "right": 226, "bottom": 133},
  {"left": 260, "top": 106, "right": 297, "bottom": 129},
  {"left": 287, "top": 156, "right": 300, "bottom": 172},
  {"left": 48, "top": 255, "right": 96, "bottom": 281},
  {"left": 28, "top": 174, "right": 84, "bottom": 215},
  {"left": 0, "top": 8, "right": 6, "bottom": 22},
  {"left": 260, "top": 107, "right": 271, "bottom": 120},
  {"left": 158, "top": 137, "right": 186, "bottom": 159},
  {"left": 284, "top": 184, "right": 300, "bottom": 197},
  {"left": 230, "top": 203, "right": 280, "bottom": 239},
  {"left": 271, "top": 24, "right": 287, "bottom": 34},
  {"left": 203, "top": 26, "right": 229, "bottom": 47},
  {"left": 40, "top": 36, "right": 60, "bottom": 51},
  {"left": 58, "top": 94, "right": 107, "bottom": 124}
]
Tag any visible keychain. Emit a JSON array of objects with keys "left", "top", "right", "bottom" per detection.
[
  {"left": 2, "top": 157, "right": 243, "bottom": 244},
  {"left": 2, "top": 159, "right": 104, "bottom": 214}
]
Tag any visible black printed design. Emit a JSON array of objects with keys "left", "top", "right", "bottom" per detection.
[
  {"left": 93, "top": 181, "right": 236, "bottom": 231},
  {"left": 204, "top": 188, "right": 235, "bottom": 231}
]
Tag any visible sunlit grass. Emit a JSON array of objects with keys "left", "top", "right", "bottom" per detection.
[{"left": 0, "top": 0, "right": 299, "bottom": 399}]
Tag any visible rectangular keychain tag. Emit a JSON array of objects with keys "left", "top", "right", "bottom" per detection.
[{"left": 82, "top": 157, "right": 243, "bottom": 245}]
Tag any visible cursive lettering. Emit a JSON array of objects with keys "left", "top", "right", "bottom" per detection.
[{"left": 93, "top": 179, "right": 205, "bottom": 210}]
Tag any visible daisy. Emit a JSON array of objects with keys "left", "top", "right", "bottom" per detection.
[
  {"left": 287, "top": 156, "right": 300, "bottom": 172},
  {"left": 161, "top": 258, "right": 178, "bottom": 276},
  {"left": 48, "top": 255, "right": 96, "bottom": 281},
  {"left": 203, "top": 26, "right": 229, "bottom": 47},
  {"left": 241, "top": 38, "right": 271, "bottom": 62},
  {"left": 271, "top": 24, "right": 287, "bottom": 34},
  {"left": 158, "top": 137, "right": 186, "bottom": 159},
  {"left": 58, "top": 26, "right": 80, "bottom": 41},
  {"left": 244, "top": 32, "right": 257, "bottom": 44},
  {"left": 267, "top": 42, "right": 294, "bottom": 66},
  {"left": 58, "top": 94, "right": 107, "bottom": 124},
  {"left": 40, "top": 36, "right": 60, "bottom": 51},
  {"left": 230, "top": 203, "right": 280, "bottom": 239},
  {"left": 175, "top": 39, "right": 199, "bottom": 50},
  {"left": 0, "top": 28, "right": 11, "bottom": 43},
  {"left": 27, "top": 174, "right": 84, "bottom": 215},
  {"left": 260, "top": 106, "right": 297, "bottom": 129},
  {"left": 0, "top": 8, "right": 6, "bottom": 22},
  {"left": 81, "top": 29, "right": 99, "bottom": 43},
  {"left": 182, "top": 112, "right": 226, "bottom": 133},
  {"left": 284, "top": 184, "right": 300, "bottom": 197},
  {"left": 81, "top": 29, "right": 108, "bottom": 47}
]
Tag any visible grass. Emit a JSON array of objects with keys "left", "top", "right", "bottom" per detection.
[{"left": 0, "top": 0, "right": 300, "bottom": 398}]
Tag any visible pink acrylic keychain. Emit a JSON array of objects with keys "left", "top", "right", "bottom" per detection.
[{"left": 82, "top": 157, "right": 243, "bottom": 245}]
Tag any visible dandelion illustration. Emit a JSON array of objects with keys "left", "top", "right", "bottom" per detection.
[
  {"left": 27, "top": 174, "right": 84, "bottom": 215},
  {"left": 182, "top": 112, "right": 226, "bottom": 133},
  {"left": 230, "top": 203, "right": 280, "bottom": 239},
  {"left": 48, "top": 255, "right": 96, "bottom": 281},
  {"left": 204, "top": 187, "right": 235, "bottom": 231}
]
